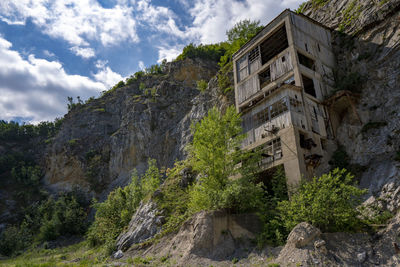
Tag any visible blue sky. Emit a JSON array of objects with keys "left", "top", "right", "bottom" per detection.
[{"left": 0, "top": 0, "right": 303, "bottom": 123}]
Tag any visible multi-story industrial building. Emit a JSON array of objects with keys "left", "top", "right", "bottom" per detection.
[{"left": 232, "top": 9, "right": 336, "bottom": 188}]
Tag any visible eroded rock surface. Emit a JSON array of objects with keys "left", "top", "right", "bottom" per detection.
[{"left": 116, "top": 201, "right": 164, "bottom": 251}]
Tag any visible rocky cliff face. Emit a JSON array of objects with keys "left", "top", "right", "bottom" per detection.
[
  {"left": 112, "top": 1, "right": 400, "bottom": 265},
  {"left": 43, "top": 58, "right": 231, "bottom": 197},
  {"left": 304, "top": 0, "right": 400, "bottom": 213}
]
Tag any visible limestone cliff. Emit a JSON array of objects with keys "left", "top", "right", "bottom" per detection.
[
  {"left": 43, "top": 57, "right": 232, "bottom": 198},
  {"left": 304, "top": 0, "right": 400, "bottom": 215}
]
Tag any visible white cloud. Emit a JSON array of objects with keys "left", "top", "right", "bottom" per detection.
[
  {"left": 157, "top": 45, "right": 184, "bottom": 62},
  {"left": 136, "top": 0, "right": 186, "bottom": 38},
  {"left": 0, "top": 36, "right": 106, "bottom": 123},
  {"left": 43, "top": 50, "right": 56, "bottom": 58},
  {"left": 185, "top": 0, "right": 304, "bottom": 44},
  {"left": 0, "top": 0, "right": 139, "bottom": 58},
  {"left": 138, "top": 61, "right": 145, "bottom": 70},
  {"left": 70, "top": 46, "right": 95, "bottom": 59},
  {"left": 93, "top": 67, "right": 123, "bottom": 89}
]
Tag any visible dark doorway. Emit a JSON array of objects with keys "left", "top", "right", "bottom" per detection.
[{"left": 256, "top": 165, "right": 288, "bottom": 200}]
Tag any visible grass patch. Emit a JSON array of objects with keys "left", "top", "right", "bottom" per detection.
[
  {"left": 338, "top": 0, "right": 362, "bottom": 32},
  {"left": 295, "top": 2, "right": 307, "bottom": 13},
  {"left": 0, "top": 242, "right": 107, "bottom": 266}
]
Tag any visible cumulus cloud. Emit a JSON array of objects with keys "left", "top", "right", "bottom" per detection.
[
  {"left": 70, "top": 46, "right": 95, "bottom": 59},
  {"left": 157, "top": 45, "right": 184, "bottom": 62},
  {"left": 136, "top": 0, "right": 186, "bottom": 38},
  {"left": 93, "top": 66, "right": 123, "bottom": 89},
  {"left": 0, "top": 36, "right": 108, "bottom": 123},
  {"left": 185, "top": 0, "right": 304, "bottom": 44},
  {"left": 0, "top": 0, "right": 139, "bottom": 58},
  {"left": 43, "top": 50, "right": 56, "bottom": 58}
]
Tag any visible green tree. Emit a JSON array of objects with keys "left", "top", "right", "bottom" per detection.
[
  {"left": 87, "top": 170, "right": 143, "bottom": 248},
  {"left": 278, "top": 168, "right": 367, "bottom": 232},
  {"left": 142, "top": 158, "right": 162, "bottom": 197},
  {"left": 226, "top": 19, "right": 262, "bottom": 44},
  {"left": 219, "top": 19, "right": 263, "bottom": 66},
  {"left": 188, "top": 106, "right": 263, "bottom": 213},
  {"left": 87, "top": 159, "right": 161, "bottom": 252}
]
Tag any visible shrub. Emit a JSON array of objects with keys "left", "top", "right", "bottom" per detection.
[
  {"left": 175, "top": 43, "right": 226, "bottom": 62},
  {"left": 153, "top": 161, "right": 191, "bottom": 235},
  {"left": 87, "top": 170, "right": 143, "bottom": 247},
  {"left": 257, "top": 166, "right": 289, "bottom": 246},
  {"left": 295, "top": 2, "right": 307, "bottom": 13},
  {"left": 38, "top": 194, "right": 88, "bottom": 241},
  {"left": 0, "top": 224, "right": 31, "bottom": 256},
  {"left": 87, "top": 159, "right": 161, "bottom": 249},
  {"left": 196, "top": 80, "right": 208, "bottom": 93},
  {"left": 278, "top": 168, "right": 367, "bottom": 232},
  {"left": 141, "top": 158, "right": 162, "bottom": 197},
  {"left": 0, "top": 193, "right": 87, "bottom": 256}
]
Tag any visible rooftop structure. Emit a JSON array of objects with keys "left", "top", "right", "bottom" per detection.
[{"left": 232, "top": 9, "right": 336, "bottom": 188}]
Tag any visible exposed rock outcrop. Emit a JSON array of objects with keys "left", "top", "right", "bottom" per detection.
[
  {"left": 116, "top": 201, "right": 164, "bottom": 251},
  {"left": 43, "top": 57, "right": 225, "bottom": 198},
  {"left": 137, "top": 210, "right": 262, "bottom": 264}
]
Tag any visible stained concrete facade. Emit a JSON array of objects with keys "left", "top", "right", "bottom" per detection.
[{"left": 232, "top": 10, "right": 336, "bottom": 187}]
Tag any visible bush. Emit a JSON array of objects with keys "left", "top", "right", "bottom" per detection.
[
  {"left": 278, "top": 168, "right": 367, "bottom": 232},
  {"left": 87, "top": 159, "right": 161, "bottom": 249},
  {"left": 153, "top": 161, "right": 191, "bottom": 235},
  {"left": 196, "top": 80, "right": 208, "bottom": 93},
  {"left": 257, "top": 166, "right": 289, "bottom": 246},
  {"left": 0, "top": 224, "right": 31, "bottom": 256},
  {"left": 175, "top": 43, "right": 226, "bottom": 62},
  {"left": 37, "top": 194, "right": 88, "bottom": 241},
  {"left": 0, "top": 193, "right": 87, "bottom": 256}
]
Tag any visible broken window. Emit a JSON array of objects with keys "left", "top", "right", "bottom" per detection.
[
  {"left": 302, "top": 75, "right": 316, "bottom": 97},
  {"left": 249, "top": 46, "right": 260, "bottom": 62},
  {"left": 298, "top": 52, "right": 315, "bottom": 71},
  {"left": 249, "top": 46, "right": 261, "bottom": 74},
  {"left": 254, "top": 108, "right": 269, "bottom": 128},
  {"left": 256, "top": 165, "right": 288, "bottom": 197},
  {"left": 270, "top": 98, "right": 288, "bottom": 120},
  {"left": 236, "top": 55, "right": 248, "bottom": 82},
  {"left": 259, "top": 68, "right": 271, "bottom": 89},
  {"left": 260, "top": 137, "right": 283, "bottom": 166},
  {"left": 251, "top": 97, "right": 289, "bottom": 129},
  {"left": 260, "top": 25, "right": 289, "bottom": 65}
]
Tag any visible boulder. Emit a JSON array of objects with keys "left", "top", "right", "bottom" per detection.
[
  {"left": 286, "top": 222, "right": 321, "bottom": 248},
  {"left": 116, "top": 201, "right": 164, "bottom": 251}
]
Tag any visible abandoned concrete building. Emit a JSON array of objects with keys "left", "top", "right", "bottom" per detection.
[{"left": 233, "top": 9, "right": 336, "bottom": 188}]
